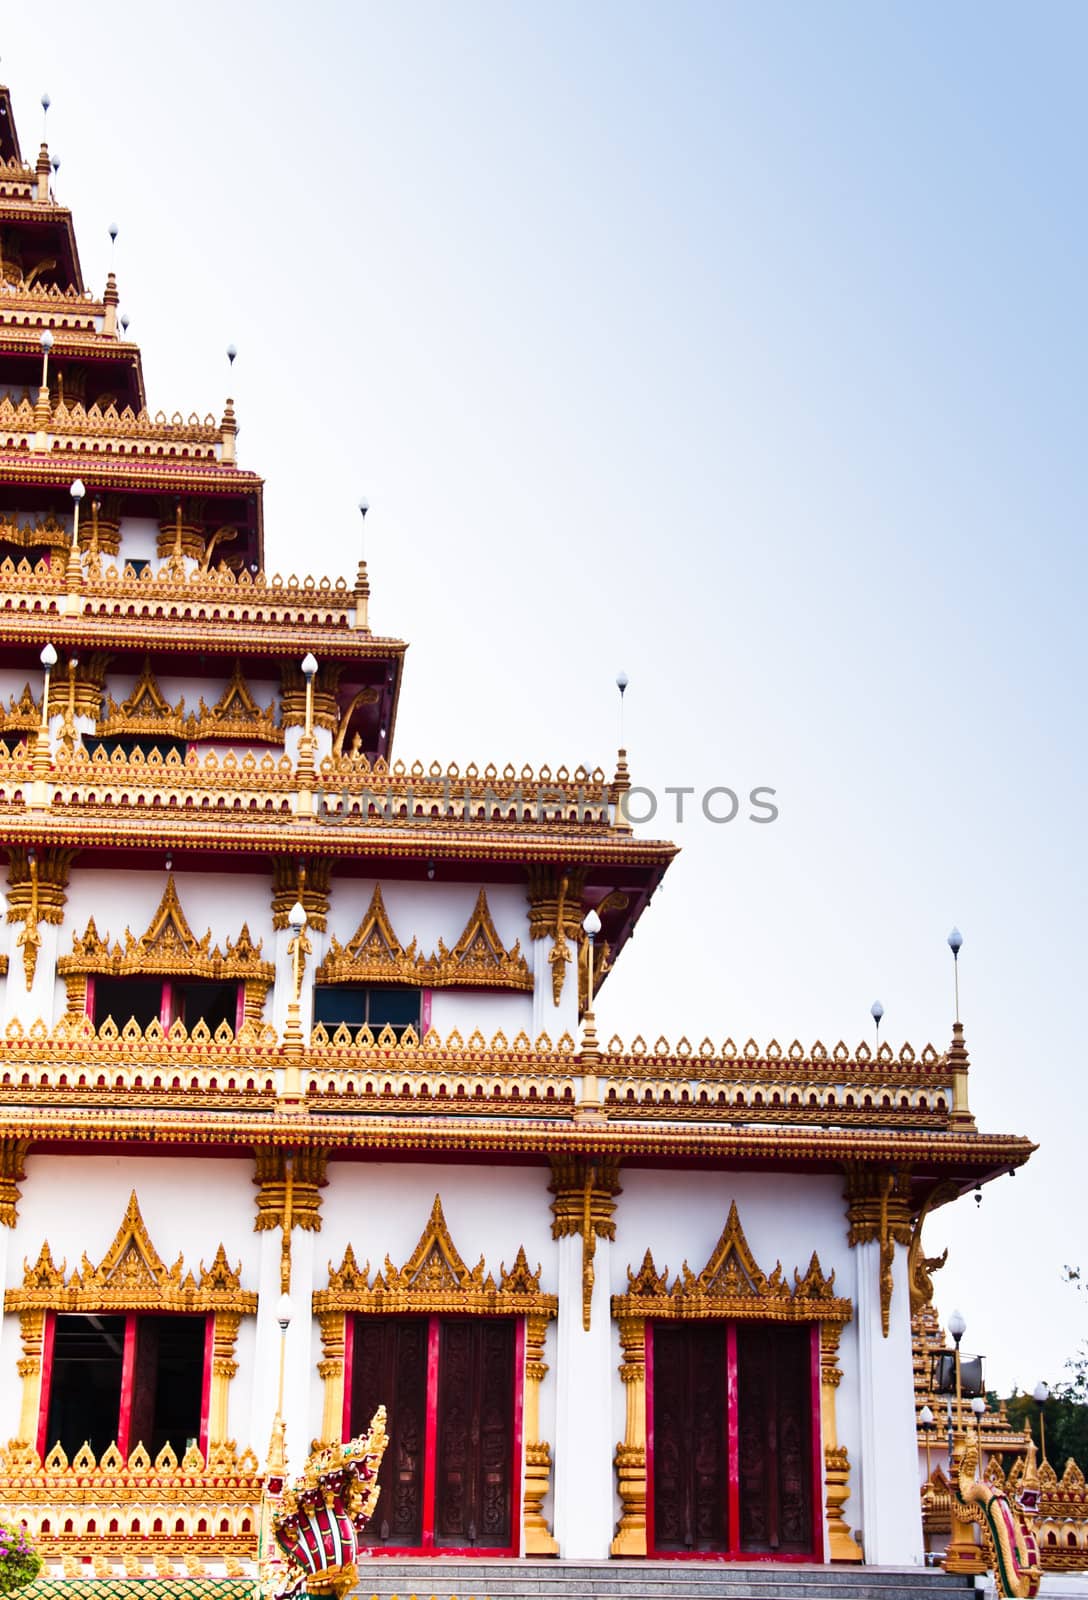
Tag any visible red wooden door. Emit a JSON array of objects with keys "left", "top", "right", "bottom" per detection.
[
  {"left": 650, "top": 1323, "right": 728, "bottom": 1552},
  {"left": 351, "top": 1317, "right": 429, "bottom": 1547},
  {"left": 434, "top": 1318, "right": 516, "bottom": 1548},
  {"left": 648, "top": 1320, "right": 817, "bottom": 1560},
  {"left": 349, "top": 1315, "right": 518, "bottom": 1553}
]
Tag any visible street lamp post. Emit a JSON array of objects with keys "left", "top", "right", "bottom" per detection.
[
  {"left": 577, "top": 907, "right": 602, "bottom": 1115},
  {"left": 1033, "top": 1381, "right": 1050, "bottom": 1466}
]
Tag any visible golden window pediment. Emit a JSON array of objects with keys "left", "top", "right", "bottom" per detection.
[
  {"left": 183, "top": 659, "right": 279, "bottom": 744},
  {"left": 613, "top": 1200, "right": 852, "bottom": 1325},
  {"left": 423, "top": 888, "right": 532, "bottom": 992},
  {"left": 317, "top": 884, "right": 532, "bottom": 993},
  {"left": 98, "top": 656, "right": 186, "bottom": 741},
  {"left": 0, "top": 510, "right": 69, "bottom": 553},
  {"left": 0, "top": 682, "right": 42, "bottom": 736},
  {"left": 317, "top": 883, "right": 421, "bottom": 985},
  {"left": 4, "top": 1190, "right": 257, "bottom": 1316},
  {"left": 314, "top": 1194, "right": 556, "bottom": 1319},
  {"left": 57, "top": 873, "right": 275, "bottom": 984}
]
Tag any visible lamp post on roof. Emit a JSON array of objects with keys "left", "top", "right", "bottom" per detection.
[
  {"left": 281, "top": 901, "right": 311, "bottom": 1105},
  {"left": 575, "top": 907, "right": 604, "bottom": 1120},
  {"left": 871, "top": 1000, "right": 884, "bottom": 1051},
  {"left": 295, "top": 654, "right": 319, "bottom": 816},
  {"left": 1033, "top": 1381, "right": 1050, "bottom": 1465}
]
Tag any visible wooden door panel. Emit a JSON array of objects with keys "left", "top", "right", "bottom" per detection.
[
  {"left": 651, "top": 1323, "right": 728, "bottom": 1552},
  {"left": 434, "top": 1319, "right": 514, "bottom": 1549},
  {"left": 736, "top": 1322, "right": 812, "bottom": 1555},
  {"left": 351, "top": 1317, "right": 428, "bottom": 1547}
]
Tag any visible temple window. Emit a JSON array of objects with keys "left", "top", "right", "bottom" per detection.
[
  {"left": 58, "top": 874, "right": 274, "bottom": 1033},
  {"left": 43, "top": 1311, "right": 208, "bottom": 1460},
  {"left": 313, "top": 984, "right": 421, "bottom": 1041},
  {"left": 5, "top": 1192, "right": 256, "bottom": 1470},
  {"left": 90, "top": 974, "right": 240, "bottom": 1033}
]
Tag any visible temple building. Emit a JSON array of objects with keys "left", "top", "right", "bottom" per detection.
[{"left": 0, "top": 78, "right": 1037, "bottom": 1590}]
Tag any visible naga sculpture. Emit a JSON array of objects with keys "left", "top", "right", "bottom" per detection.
[
  {"left": 956, "top": 1434, "right": 1042, "bottom": 1599},
  {"left": 269, "top": 1407, "right": 389, "bottom": 1600}
]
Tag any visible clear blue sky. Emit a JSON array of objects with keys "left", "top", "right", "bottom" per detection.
[{"left": 4, "top": 1, "right": 1085, "bottom": 1393}]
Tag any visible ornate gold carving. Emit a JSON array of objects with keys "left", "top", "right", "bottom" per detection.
[
  {"left": 428, "top": 888, "right": 531, "bottom": 990},
  {"left": 253, "top": 1147, "right": 327, "bottom": 1235},
  {"left": 186, "top": 659, "right": 279, "bottom": 744},
  {"left": 317, "top": 883, "right": 420, "bottom": 985},
  {"left": 314, "top": 1194, "right": 556, "bottom": 1320},
  {"left": 6, "top": 846, "right": 74, "bottom": 989},
  {"left": 550, "top": 1156, "right": 621, "bottom": 1331},
  {"left": 820, "top": 1323, "right": 863, "bottom": 1561},
  {"left": 156, "top": 498, "right": 206, "bottom": 563},
  {"left": 317, "top": 1310, "right": 347, "bottom": 1448},
  {"left": 271, "top": 855, "right": 332, "bottom": 933},
  {"left": 522, "top": 1310, "right": 558, "bottom": 1556},
  {"left": 318, "top": 884, "right": 531, "bottom": 992},
  {"left": 331, "top": 688, "right": 381, "bottom": 757},
  {"left": 527, "top": 867, "right": 587, "bottom": 1007},
  {"left": 0, "top": 1437, "right": 262, "bottom": 1562},
  {"left": 0, "top": 682, "right": 44, "bottom": 738},
  {"left": 611, "top": 1314, "right": 648, "bottom": 1557},
  {"left": 908, "top": 1183, "right": 956, "bottom": 1316},
  {"left": 613, "top": 1200, "right": 853, "bottom": 1326},
  {"left": 0, "top": 1136, "right": 29, "bottom": 1227},
  {"left": 0, "top": 510, "right": 69, "bottom": 553},
  {"left": 844, "top": 1164, "right": 913, "bottom": 1337},
  {"left": 97, "top": 656, "right": 185, "bottom": 741},
  {"left": 58, "top": 872, "right": 275, "bottom": 998},
  {"left": 280, "top": 661, "right": 342, "bottom": 733},
  {"left": 5, "top": 1190, "right": 256, "bottom": 1317}
]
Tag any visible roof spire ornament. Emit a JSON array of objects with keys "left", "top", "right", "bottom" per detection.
[
  {"left": 945, "top": 928, "right": 973, "bottom": 1130},
  {"left": 612, "top": 671, "right": 631, "bottom": 833},
  {"left": 354, "top": 498, "right": 370, "bottom": 632}
]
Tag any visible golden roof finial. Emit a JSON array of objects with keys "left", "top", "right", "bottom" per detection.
[{"left": 220, "top": 397, "right": 237, "bottom": 465}]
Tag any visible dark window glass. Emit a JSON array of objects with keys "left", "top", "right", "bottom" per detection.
[
  {"left": 93, "top": 976, "right": 162, "bottom": 1030},
  {"left": 46, "top": 1314, "right": 126, "bottom": 1458},
  {"left": 314, "top": 986, "right": 421, "bottom": 1040},
  {"left": 175, "top": 979, "right": 237, "bottom": 1033},
  {"left": 128, "top": 1315, "right": 206, "bottom": 1457}
]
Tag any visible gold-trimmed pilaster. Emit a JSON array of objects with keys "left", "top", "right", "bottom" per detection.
[
  {"left": 271, "top": 856, "right": 333, "bottom": 934},
  {"left": 844, "top": 1163, "right": 913, "bottom": 1338},
  {"left": 317, "top": 1309, "right": 347, "bottom": 1449},
  {"left": 6, "top": 846, "right": 75, "bottom": 990},
  {"left": 209, "top": 1310, "right": 242, "bottom": 1446},
  {"left": 610, "top": 1313, "right": 647, "bottom": 1557},
  {"left": 0, "top": 1137, "right": 29, "bottom": 1227},
  {"left": 527, "top": 866, "right": 587, "bottom": 1007},
  {"left": 16, "top": 1309, "right": 45, "bottom": 1446},
  {"left": 549, "top": 1155, "right": 621, "bottom": 1331},
  {"left": 523, "top": 1309, "right": 558, "bottom": 1556},
  {"left": 820, "top": 1321, "right": 862, "bottom": 1562}
]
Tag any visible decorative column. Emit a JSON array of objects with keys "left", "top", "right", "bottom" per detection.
[
  {"left": 316, "top": 1311, "right": 346, "bottom": 1449},
  {"left": 820, "top": 1322, "right": 863, "bottom": 1562},
  {"left": 550, "top": 1155, "right": 621, "bottom": 1558},
  {"left": 523, "top": 1310, "right": 559, "bottom": 1555},
  {"left": 208, "top": 1311, "right": 243, "bottom": 1447},
  {"left": 845, "top": 1164, "right": 923, "bottom": 1565},
  {"left": 526, "top": 867, "right": 586, "bottom": 1042},
  {"left": 251, "top": 1148, "right": 327, "bottom": 1472},
  {"left": 270, "top": 858, "right": 331, "bottom": 1080},
  {"left": 610, "top": 1314, "right": 647, "bottom": 1556},
  {"left": 0, "top": 1138, "right": 29, "bottom": 1432},
  {"left": 4, "top": 848, "right": 74, "bottom": 1024}
]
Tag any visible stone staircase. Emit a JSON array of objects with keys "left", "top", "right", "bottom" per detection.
[{"left": 351, "top": 1559, "right": 974, "bottom": 1600}]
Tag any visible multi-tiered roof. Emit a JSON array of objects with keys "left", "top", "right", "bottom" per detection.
[{"left": 0, "top": 78, "right": 1031, "bottom": 1214}]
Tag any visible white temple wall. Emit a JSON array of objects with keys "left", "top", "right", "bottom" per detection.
[
  {"left": 113, "top": 516, "right": 158, "bottom": 565},
  {"left": 429, "top": 989, "right": 533, "bottom": 1039}
]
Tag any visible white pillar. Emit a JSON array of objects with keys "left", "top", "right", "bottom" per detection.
[
  {"left": 2, "top": 921, "right": 61, "bottom": 1028},
  {"left": 855, "top": 1239, "right": 924, "bottom": 1564},
  {"left": 552, "top": 1231, "right": 615, "bottom": 1558},
  {"left": 250, "top": 1226, "right": 318, "bottom": 1479}
]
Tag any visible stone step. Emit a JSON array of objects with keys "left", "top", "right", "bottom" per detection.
[{"left": 351, "top": 1562, "right": 972, "bottom": 1600}]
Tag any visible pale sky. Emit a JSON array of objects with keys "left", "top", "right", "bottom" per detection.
[{"left": 3, "top": 1, "right": 1085, "bottom": 1395}]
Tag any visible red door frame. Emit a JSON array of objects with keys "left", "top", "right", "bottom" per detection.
[
  {"left": 37, "top": 1310, "right": 212, "bottom": 1462},
  {"left": 645, "top": 1318, "right": 824, "bottom": 1563},
  {"left": 342, "top": 1311, "right": 525, "bottom": 1557}
]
